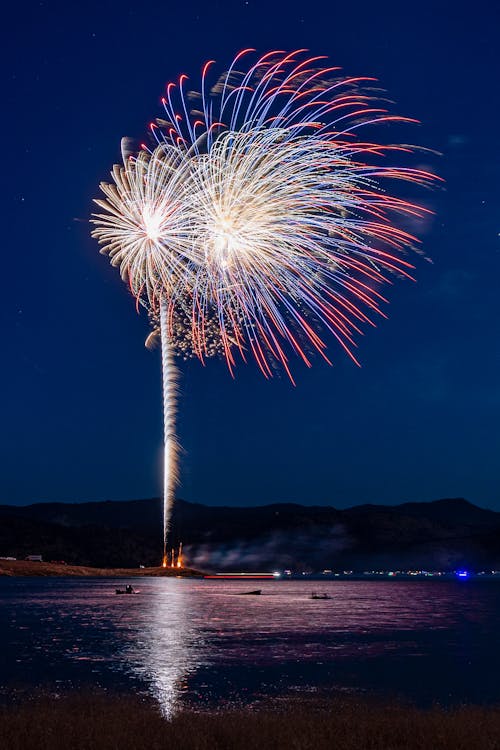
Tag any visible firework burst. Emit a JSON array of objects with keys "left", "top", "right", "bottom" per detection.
[
  {"left": 91, "top": 49, "right": 436, "bottom": 554},
  {"left": 144, "top": 49, "right": 436, "bottom": 380},
  {"left": 92, "top": 141, "right": 196, "bottom": 308}
]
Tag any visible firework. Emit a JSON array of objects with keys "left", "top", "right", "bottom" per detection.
[
  {"left": 92, "top": 50, "right": 435, "bottom": 554},
  {"left": 148, "top": 50, "right": 436, "bottom": 381}
]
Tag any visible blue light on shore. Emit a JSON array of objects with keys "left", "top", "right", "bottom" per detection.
[{"left": 456, "top": 570, "right": 469, "bottom": 578}]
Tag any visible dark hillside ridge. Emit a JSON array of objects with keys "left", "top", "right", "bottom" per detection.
[{"left": 1, "top": 497, "right": 499, "bottom": 570}]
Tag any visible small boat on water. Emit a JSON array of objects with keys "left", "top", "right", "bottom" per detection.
[
  {"left": 237, "top": 589, "right": 262, "bottom": 596},
  {"left": 115, "top": 586, "right": 139, "bottom": 595},
  {"left": 310, "top": 592, "right": 332, "bottom": 600}
]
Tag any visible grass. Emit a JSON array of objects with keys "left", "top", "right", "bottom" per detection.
[{"left": 2, "top": 693, "right": 500, "bottom": 750}]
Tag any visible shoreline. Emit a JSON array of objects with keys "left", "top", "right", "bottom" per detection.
[{"left": 0, "top": 559, "right": 201, "bottom": 577}]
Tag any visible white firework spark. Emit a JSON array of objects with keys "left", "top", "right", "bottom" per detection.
[{"left": 92, "top": 141, "right": 195, "bottom": 308}]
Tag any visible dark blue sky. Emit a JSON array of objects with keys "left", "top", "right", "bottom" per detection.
[{"left": 2, "top": 0, "right": 499, "bottom": 509}]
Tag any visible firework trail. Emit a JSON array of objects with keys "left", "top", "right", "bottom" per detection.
[
  {"left": 91, "top": 50, "right": 436, "bottom": 553},
  {"left": 159, "top": 301, "right": 179, "bottom": 561}
]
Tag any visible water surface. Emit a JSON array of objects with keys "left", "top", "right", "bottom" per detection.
[{"left": 1, "top": 577, "right": 499, "bottom": 712}]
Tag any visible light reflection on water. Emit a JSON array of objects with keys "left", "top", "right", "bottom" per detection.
[
  {"left": 123, "top": 581, "right": 203, "bottom": 715},
  {"left": 1, "top": 578, "right": 500, "bottom": 712}
]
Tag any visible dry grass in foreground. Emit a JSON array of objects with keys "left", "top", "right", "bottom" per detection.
[{"left": 1, "top": 693, "right": 500, "bottom": 750}]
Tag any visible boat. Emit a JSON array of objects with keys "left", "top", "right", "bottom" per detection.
[
  {"left": 236, "top": 589, "right": 262, "bottom": 595},
  {"left": 310, "top": 592, "right": 332, "bottom": 600},
  {"left": 115, "top": 587, "right": 138, "bottom": 595}
]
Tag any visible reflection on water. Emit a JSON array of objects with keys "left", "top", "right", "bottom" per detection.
[
  {"left": 123, "top": 581, "right": 201, "bottom": 715},
  {"left": 1, "top": 578, "right": 500, "bottom": 712}
]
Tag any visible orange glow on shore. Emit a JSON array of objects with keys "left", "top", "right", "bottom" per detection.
[{"left": 162, "top": 543, "right": 184, "bottom": 569}]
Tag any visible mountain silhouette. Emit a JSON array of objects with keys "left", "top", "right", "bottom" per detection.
[{"left": 1, "top": 497, "right": 499, "bottom": 571}]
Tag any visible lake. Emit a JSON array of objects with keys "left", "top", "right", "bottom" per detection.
[{"left": 1, "top": 577, "right": 499, "bottom": 714}]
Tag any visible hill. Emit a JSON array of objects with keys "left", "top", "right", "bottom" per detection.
[
  {"left": 0, "top": 559, "right": 200, "bottom": 577},
  {"left": 1, "top": 497, "right": 499, "bottom": 571}
]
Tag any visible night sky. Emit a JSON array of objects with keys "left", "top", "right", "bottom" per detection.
[{"left": 2, "top": 0, "right": 499, "bottom": 510}]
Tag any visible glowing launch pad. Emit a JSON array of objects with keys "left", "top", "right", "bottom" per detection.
[{"left": 162, "top": 543, "right": 183, "bottom": 569}]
